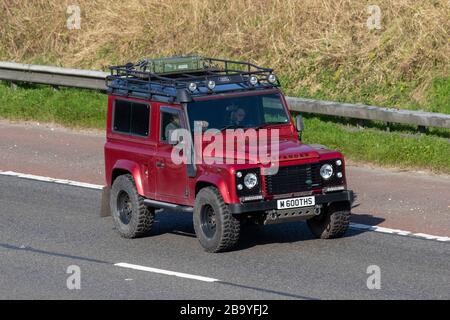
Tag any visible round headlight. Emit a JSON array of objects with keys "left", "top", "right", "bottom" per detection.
[
  {"left": 268, "top": 74, "right": 277, "bottom": 83},
  {"left": 236, "top": 171, "right": 242, "bottom": 178},
  {"left": 320, "top": 164, "right": 333, "bottom": 180},
  {"left": 207, "top": 80, "right": 216, "bottom": 90},
  {"left": 249, "top": 76, "right": 258, "bottom": 86},
  {"left": 237, "top": 184, "right": 243, "bottom": 191},
  {"left": 337, "top": 172, "right": 343, "bottom": 178},
  {"left": 336, "top": 159, "right": 342, "bottom": 166},
  {"left": 244, "top": 173, "right": 258, "bottom": 189},
  {"left": 188, "top": 82, "right": 197, "bottom": 92}
]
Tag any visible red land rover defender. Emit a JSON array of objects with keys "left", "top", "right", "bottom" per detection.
[{"left": 103, "top": 56, "right": 354, "bottom": 252}]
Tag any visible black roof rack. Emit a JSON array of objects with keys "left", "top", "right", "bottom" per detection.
[{"left": 106, "top": 56, "right": 280, "bottom": 102}]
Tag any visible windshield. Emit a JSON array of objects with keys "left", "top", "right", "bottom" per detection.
[{"left": 187, "top": 93, "right": 290, "bottom": 131}]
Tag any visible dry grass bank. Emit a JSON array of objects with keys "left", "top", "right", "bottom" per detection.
[{"left": 0, "top": 0, "right": 449, "bottom": 111}]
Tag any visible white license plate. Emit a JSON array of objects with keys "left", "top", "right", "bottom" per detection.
[{"left": 277, "top": 196, "right": 315, "bottom": 210}]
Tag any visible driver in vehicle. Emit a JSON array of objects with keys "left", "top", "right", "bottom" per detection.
[
  {"left": 165, "top": 113, "right": 180, "bottom": 141},
  {"left": 229, "top": 107, "right": 247, "bottom": 126}
]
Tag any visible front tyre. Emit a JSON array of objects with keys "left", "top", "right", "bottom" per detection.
[
  {"left": 307, "top": 202, "right": 350, "bottom": 239},
  {"left": 110, "top": 174, "right": 155, "bottom": 238},
  {"left": 193, "top": 187, "right": 240, "bottom": 253}
]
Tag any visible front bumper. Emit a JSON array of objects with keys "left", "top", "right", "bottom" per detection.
[{"left": 228, "top": 190, "right": 354, "bottom": 214}]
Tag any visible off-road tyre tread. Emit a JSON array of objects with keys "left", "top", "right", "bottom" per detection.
[
  {"left": 110, "top": 174, "right": 154, "bottom": 238},
  {"left": 307, "top": 204, "right": 350, "bottom": 239},
  {"left": 194, "top": 187, "right": 240, "bottom": 253}
]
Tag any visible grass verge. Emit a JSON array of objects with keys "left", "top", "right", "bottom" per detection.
[
  {"left": 0, "top": 82, "right": 449, "bottom": 173},
  {"left": 302, "top": 116, "right": 450, "bottom": 173},
  {"left": 0, "top": 82, "right": 106, "bottom": 129}
]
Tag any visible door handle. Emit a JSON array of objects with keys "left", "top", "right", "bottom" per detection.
[{"left": 156, "top": 161, "right": 165, "bottom": 168}]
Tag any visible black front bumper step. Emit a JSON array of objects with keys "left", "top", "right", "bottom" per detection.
[{"left": 228, "top": 190, "right": 354, "bottom": 214}]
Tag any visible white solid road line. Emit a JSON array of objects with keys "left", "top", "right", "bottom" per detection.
[
  {"left": 114, "top": 262, "right": 219, "bottom": 282},
  {"left": 1, "top": 170, "right": 449, "bottom": 242},
  {"left": 0, "top": 170, "right": 103, "bottom": 190}
]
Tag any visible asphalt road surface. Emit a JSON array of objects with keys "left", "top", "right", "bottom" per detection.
[
  {"left": 1, "top": 121, "right": 449, "bottom": 236},
  {"left": 0, "top": 175, "right": 448, "bottom": 299}
]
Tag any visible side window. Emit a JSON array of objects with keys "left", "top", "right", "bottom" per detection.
[
  {"left": 160, "top": 110, "right": 181, "bottom": 142},
  {"left": 113, "top": 100, "right": 150, "bottom": 136},
  {"left": 113, "top": 100, "right": 131, "bottom": 133},
  {"left": 131, "top": 103, "right": 150, "bottom": 136}
]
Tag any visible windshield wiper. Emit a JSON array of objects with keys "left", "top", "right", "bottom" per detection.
[
  {"left": 219, "top": 122, "right": 287, "bottom": 131},
  {"left": 219, "top": 124, "right": 245, "bottom": 131},
  {"left": 254, "top": 121, "right": 289, "bottom": 129}
]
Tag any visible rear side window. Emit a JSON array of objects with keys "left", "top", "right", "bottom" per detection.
[{"left": 113, "top": 100, "right": 150, "bottom": 136}]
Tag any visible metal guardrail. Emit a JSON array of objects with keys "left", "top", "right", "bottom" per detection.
[
  {"left": 1, "top": 61, "right": 449, "bottom": 129},
  {"left": 285, "top": 97, "right": 450, "bottom": 129},
  {"left": 0, "top": 61, "right": 107, "bottom": 90}
]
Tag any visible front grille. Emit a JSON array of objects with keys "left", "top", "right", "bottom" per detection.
[{"left": 265, "top": 163, "right": 322, "bottom": 195}]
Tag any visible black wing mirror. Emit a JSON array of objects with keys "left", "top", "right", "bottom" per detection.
[
  {"left": 296, "top": 115, "right": 305, "bottom": 132},
  {"left": 296, "top": 115, "right": 305, "bottom": 141}
]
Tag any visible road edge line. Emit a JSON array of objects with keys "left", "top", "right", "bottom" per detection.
[
  {"left": 0, "top": 170, "right": 103, "bottom": 190},
  {"left": 349, "top": 223, "right": 450, "bottom": 242}
]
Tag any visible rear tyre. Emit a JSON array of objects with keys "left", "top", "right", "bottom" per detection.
[
  {"left": 110, "top": 174, "right": 154, "bottom": 238},
  {"left": 307, "top": 202, "right": 350, "bottom": 239},
  {"left": 193, "top": 187, "right": 240, "bottom": 253}
]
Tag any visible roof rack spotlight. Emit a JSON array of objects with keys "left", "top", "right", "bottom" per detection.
[
  {"left": 188, "top": 82, "right": 198, "bottom": 92},
  {"left": 207, "top": 80, "right": 216, "bottom": 90},
  {"left": 268, "top": 74, "right": 277, "bottom": 84},
  {"left": 249, "top": 76, "right": 258, "bottom": 86}
]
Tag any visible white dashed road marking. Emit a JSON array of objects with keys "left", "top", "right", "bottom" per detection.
[
  {"left": 349, "top": 223, "right": 450, "bottom": 242},
  {"left": 1, "top": 170, "right": 449, "bottom": 242},
  {"left": 114, "top": 263, "right": 219, "bottom": 282}
]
